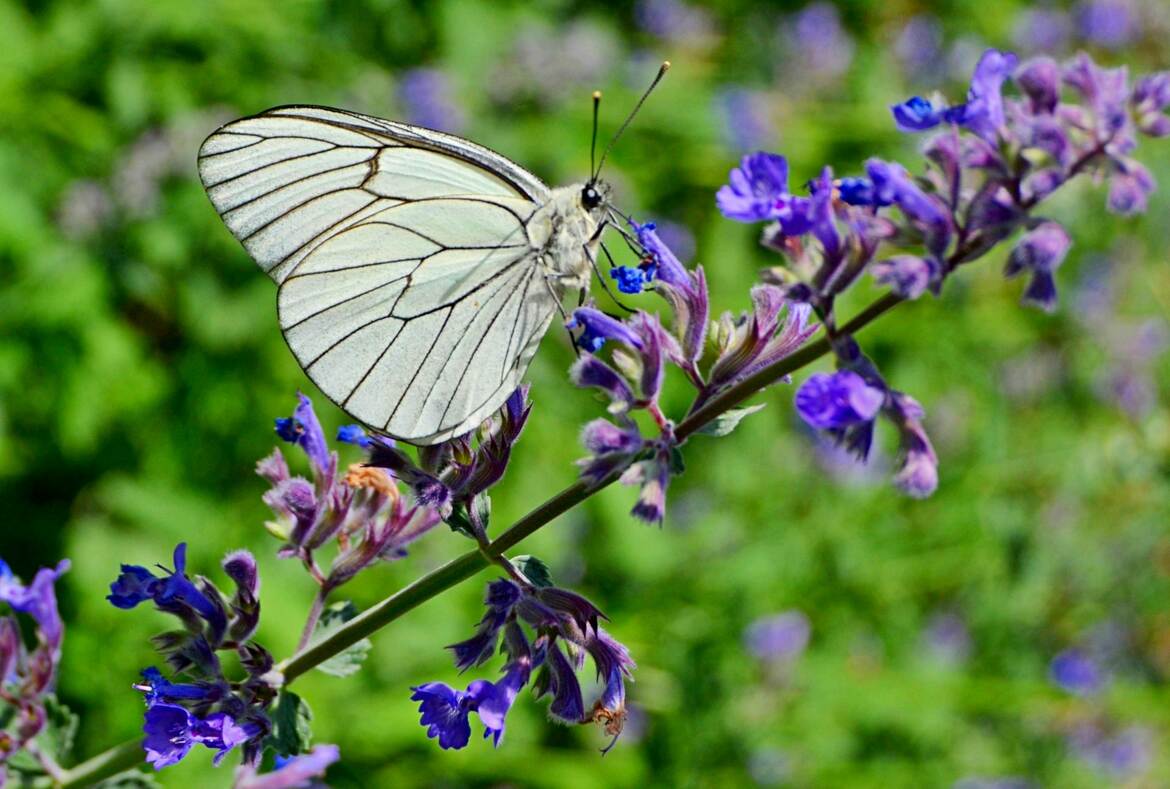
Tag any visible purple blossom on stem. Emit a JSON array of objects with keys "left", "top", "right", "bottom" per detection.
[
  {"left": 417, "top": 575, "right": 632, "bottom": 750},
  {"left": 1004, "top": 221, "right": 1072, "bottom": 311},
  {"left": 234, "top": 744, "right": 341, "bottom": 789},
  {"left": 0, "top": 557, "right": 71, "bottom": 762},
  {"left": 716, "top": 152, "right": 791, "bottom": 222},
  {"left": 794, "top": 371, "right": 884, "bottom": 430}
]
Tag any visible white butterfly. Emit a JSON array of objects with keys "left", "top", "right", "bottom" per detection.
[{"left": 198, "top": 102, "right": 620, "bottom": 445}]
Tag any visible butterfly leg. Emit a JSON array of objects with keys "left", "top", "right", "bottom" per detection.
[
  {"left": 586, "top": 239, "right": 637, "bottom": 314},
  {"left": 542, "top": 273, "right": 582, "bottom": 358}
]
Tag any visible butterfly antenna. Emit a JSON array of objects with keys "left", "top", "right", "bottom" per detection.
[
  {"left": 592, "top": 61, "right": 670, "bottom": 181},
  {"left": 590, "top": 90, "right": 602, "bottom": 179}
]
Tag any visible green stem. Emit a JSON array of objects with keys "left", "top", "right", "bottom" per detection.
[
  {"left": 57, "top": 739, "right": 143, "bottom": 789},
  {"left": 60, "top": 289, "right": 905, "bottom": 787}
]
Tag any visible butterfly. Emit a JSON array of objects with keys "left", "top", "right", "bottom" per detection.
[{"left": 198, "top": 66, "right": 667, "bottom": 446}]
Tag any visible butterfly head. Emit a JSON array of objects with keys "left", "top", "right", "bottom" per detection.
[{"left": 581, "top": 181, "right": 610, "bottom": 214}]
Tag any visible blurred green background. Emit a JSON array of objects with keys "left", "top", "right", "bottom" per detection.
[{"left": 2, "top": 0, "right": 1169, "bottom": 786}]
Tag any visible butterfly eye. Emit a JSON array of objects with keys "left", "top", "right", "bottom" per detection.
[{"left": 581, "top": 185, "right": 602, "bottom": 210}]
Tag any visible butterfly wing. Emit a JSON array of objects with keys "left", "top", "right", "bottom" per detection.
[{"left": 198, "top": 105, "right": 557, "bottom": 444}]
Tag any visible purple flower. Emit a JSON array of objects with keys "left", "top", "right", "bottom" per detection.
[
  {"left": 872, "top": 255, "right": 939, "bottom": 300},
  {"left": 634, "top": 0, "right": 714, "bottom": 42},
  {"left": 447, "top": 579, "right": 523, "bottom": 671},
  {"left": 794, "top": 371, "right": 884, "bottom": 430},
  {"left": 0, "top": 558, "right": 70, "bottom": 651},
  {"left": 1017, "top": 57, "right": 1062, "bottom": 115},
  {"left": 234, "top": 744, "right": 341, "bottom": 789},
  {"left": 274, "top": 393, "right": 331, "bottom": 475},
  {"left": 566, "top": 307, "right": 645, "bottom": 353},
  {"left": 865, "top": 158, "right": 952, "bottom": 254},
  {"left": 411, "top": 673, "right": 522, "bottom": 750},
  {"left": 1049, "top": 648, "right": 1105, "bottom": 695},
  {"left": 410, "top": 682, "right": 475, "bottom": 750},
  {"left": 892, "top": 96, "right": 945, "bottom": 132},
  {"left": 142, "top": 702, "right": 258, "bottom": 769},
  {"left": 336, "top": 424, "right": 373, "bottom": 448},
  {"left": 1012, "top": 8, "right": 1073, "bottom": 53},
  {"left": 398, "top": 68, "right": 465, "bottom": 133},
  {"left": 781, "top": 2, "right": 854, "bottom": 83},
  {"left": 1077, "top": 0, "right": 1138, "bottom": 50},
  {"left": 1004, "top": 222, "right": 1072, "bottom": 312},
  {"left": 895, "top": 15, "right": 944, "bottom": 76},
  {"left": 715, "top": 88, "right": 775, "bottom": 153},
  {"left": 962, "top": 49, "right": 1019, "bottom": 142},
  {"left": 1069, "top": 724, "right": 1152, "bottom": 777},
  {"left": 887, "top": 392, "right": 939, "bottom": 498},
  {"left": 716, "top": 152, "right": 791, "bottom": 222},
  {"left": 570, "top": 355, "right": 636, "bottom": 410},
  {"left": 631, "top": 219, "right": 709, "bottom": 373},
  {"left": 610, "top": 265, "right": 652, "bottom": 294},
  {"left": 744, "top": 611, "right": 811, "bottom": 661},
  {"left": 630, "top": 219, "right": 689, "bottom": 290},
  {"left": 1107, "top": 158, "right": 1155, "bottom": 215},
  {"left": 706, "top": 287, "right": 817, "bottom": 396},
  {"left": 108, "top": 543, "right": 228, "bottom": 644},
  {"left": 576, "top": 418, "right": 646, "bottom": 485},
  {"left": 137, "top": 667, "right": 218, "bottom": 707},
  {"left": 837, "top": 177, "right": 886, "bottom": 207},
  {"left": 619, "top": 448, "right": 672, "bottom": 525}
]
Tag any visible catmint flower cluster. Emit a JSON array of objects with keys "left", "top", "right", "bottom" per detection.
[
  {"left": 263, "top": 392, "right": 442, "bottom": 592},
  {"left": 412, "top": 563, "right": 634, "bottom": 752},
  {"left": 346, "top": 386, "right": 532, "bottom": 540},
  {"left": 712, "top": 48, "right": 1166, "bottom": 498},
  {"left": 569, "top": 218, "right": 814, "bottom": 524},
  {"left": 108, "top": 544, "right": 281, "bottom": 769},
  {"left": 0, "top": 558, "right": 69, "bottom": 774}
]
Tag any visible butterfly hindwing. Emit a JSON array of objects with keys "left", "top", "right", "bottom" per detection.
[{"left": 198, "top": 105, "right": 558, "bottom": 444}]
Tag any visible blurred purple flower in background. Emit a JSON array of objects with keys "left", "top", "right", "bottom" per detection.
[
  {"left": 778, "top": 3, "right": 855, "bottom": 84},
  {"left": 895, "top": 15, "right": 944, "bottom": 77},
  {"left": 1012, "top": 7, "right": 1074, "bottom": 53},
  {"left": 634, "top": 0, "right": 715, "bottom": 43},
  {"left": 1068, "top": 723, "right": 1154, "bottom": 777},
  {"left": 921, "top": 612, "right": 972, "bottom": 665},
  {"left": 1049, "top": 648, "right": 1106, "bottom": 695},
  {"left": 716, "top": 87, "right": 776, "bottom": 153},
  {"left": 1077, "top": 0, "right": 1139, "bottom": 49},
  {"left": 398, "top": 68, "right": 465, "bottom": 133},
  {"left": 745, "top": 610, "right": 811, "bottom": 662}
]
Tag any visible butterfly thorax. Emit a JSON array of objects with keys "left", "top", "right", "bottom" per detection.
[{"left": 528, "top": 184, "right": 607, "bottom": 295}]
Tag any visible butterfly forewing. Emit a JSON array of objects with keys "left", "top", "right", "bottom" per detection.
[{"left": 198, "top": 105, "right": 557, "bottom": 444}]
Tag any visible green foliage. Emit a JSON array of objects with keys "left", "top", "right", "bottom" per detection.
[
  {"left": 269, "top": 690, "right": 313, "bottom": 757},
  {"left": 694, "top": 404, "right": 766, "bottom": 437},
  {"left": 511, "top": 555, "right": 554, "bottom": 588},
  {"left": 1, "top": 0, "right": 1168, "bottom": 786},
  {"left": 312, "top": 602, "right": 372, "bottom": 678}
]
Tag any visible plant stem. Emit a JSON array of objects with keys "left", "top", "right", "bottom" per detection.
[
  {"left": 296, "top": 588, "right": 330, "bottom": 652},
  {"left": 59, "top": 289, "right": 905, "bottom": 787},
  {"left": 56, "top": 739, "right": 144, "bottom": 789}
]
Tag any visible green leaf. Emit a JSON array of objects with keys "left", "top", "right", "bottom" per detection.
[
  {"left": 95, "top": 772, "right": 162, "bottom": 788},
  {"left": 444, "top": 500, "right": 474, "bottom": 537},
  {"left": 669, "top": 446, "right": 686, "bottom": 475},
  {"left": 269, "top": 690, "right": 313, "bottom": 756},
  {"left": 695, "top": 404, "right": 766, "bottom": 438},
  {"left": 312, "top": 601, "right": 372, "bottom": 678},
  {"left": 511, "top": 555, "right": 553, "bottom": 587},
  {"left": 41, "top": 694, "right": 79, "bottom": 762}
]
